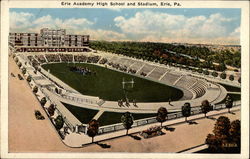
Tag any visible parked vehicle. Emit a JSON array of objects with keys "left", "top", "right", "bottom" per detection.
[
  {"left": 139, "top": 126, "right": 163, "bottom": 138},
  {"left": 34, "top": 110, "right": 45, "bottom": 120}
]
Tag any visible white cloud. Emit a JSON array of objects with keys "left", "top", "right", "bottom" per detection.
[
  {"left": 10, "top": 12, "right": 34, "bottom": 31},
  {"left": 10, "top": 12, "right": 94, "bottom": 34},
  {"left": 9, "top": 10, "right": 240, "bottom": 45},
  {"left": 106, "top": 8, "right": 123, "bottom": 12},
  {"left": 114, "top": 10, "right": 239, "bottom": 44},
  {"left": 230, "top": 26, "right": 240, "bottom": 37},
  {"left": 80, "top": 29, "right": 127, "bottom": 41},
  {"left": 9, "top": 11, "right": 126, "bottom": 41}
]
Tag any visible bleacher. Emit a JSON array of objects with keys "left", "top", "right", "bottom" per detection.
[
  {"left": 24, "top": 52, "right": 210, "bottom": 100},
  {"left": 117, "top": 58, "right": 136, "bottom": 67},
  {"left": 175, "top": 76, "right": 197, "bottom": 89},
  {"left": 35, "top": 55, "right": 47, "bottom": 63},
  {"left": 45, "top": 54, "right": 60, "bottom": 62},
  {"left": 129, "top": 61, "right": 144, "bottom": 72},
  {"left": 189, "top": 80, "right": 208, "bottom": 98},
  {"left": 59, "top": 54, "right": 73, "bottom": 62},
  {"left": 87, "top": 56, "right": 101, "bottom": 63},
  {"left": 160, "top": 72, "right": 181, "bottom": 85},
  {"left": 147, "top": 67, "right": 168, "bottom": 80},
  {"left": 137, "top": 64, "right": 155, "bottom": 75},
  {"left": 74, "top": 55, "right": 87, "bottom": 63}
]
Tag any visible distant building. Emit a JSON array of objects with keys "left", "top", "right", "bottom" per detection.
[{"left": 9, "top": 28, "right": 90, "bottom": 52}]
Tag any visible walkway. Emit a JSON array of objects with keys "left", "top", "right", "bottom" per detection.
[{"left": 63, "top": 106, "right": 240, "bottom": 148}]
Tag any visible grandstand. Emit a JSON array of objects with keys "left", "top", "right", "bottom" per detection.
[
  {"left": 25, "top": 51, "right": 217, "bottom": 102},
  {"left": 12, "top": 48, "right": 230, "bottom": 137}
]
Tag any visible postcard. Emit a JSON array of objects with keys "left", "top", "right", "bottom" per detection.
[{"left": 1, "top": 0, "right": 249, "bottom": 159}]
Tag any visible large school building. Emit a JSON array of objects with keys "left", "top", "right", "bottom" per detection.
[{"left": 9, "top": 28, "right": 90, "bottom": 52}]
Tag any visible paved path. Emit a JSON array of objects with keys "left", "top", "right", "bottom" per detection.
[{"left": 63, "top": 106, "right": 240, "bottom": 147}]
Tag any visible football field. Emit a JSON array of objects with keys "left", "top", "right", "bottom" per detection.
[{"left": 42, "top": 63, "right": 183, "bottom": 102}]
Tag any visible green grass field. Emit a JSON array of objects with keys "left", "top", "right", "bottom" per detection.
[
  {"left": 62, "top": 102, "right": 157, "bottom": 126},
  {"left": 62, "top": 102, "right": 98, "bottom": 124},
  {"left": 219, "top": 83, "right": 241, "bottom": 92},
  {"left": 42, "top": 63, "right": 183, "bottom": 102}
]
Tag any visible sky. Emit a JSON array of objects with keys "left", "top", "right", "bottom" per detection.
[{"left": 9, "top": 8, "right": 241, "bottom": 45}]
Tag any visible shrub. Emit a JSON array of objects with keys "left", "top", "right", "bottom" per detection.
[
  {"left": 54, "top": 115, "right": 64, "bottom": 130},
  {"left": 40, "top": 97, "right": 47, "bottom": 106},
  {"left": 21, "top": 68, "right": 26, "bottom": 75},
  {"left": 17, "top": 62, "right": 22, "bottom": 68},
  {"left": 48, "top": 104, "right": 56, "bottom": 116},
  {"left": 201, "top": 100, "right": 212, "bottom": 117},
  {"left": 156, "top": 107, "right": 168, "bottom": 127},
  {"left": 212, "top": 71, "right": 218, "bottom": 77},
  {"left": 198, "top": 68, "right": 203, "bottom": 73},
  {"left": 229, "top": 75, "right": 234, "bottom": 81},
  {"left": 26, "top": 75, "right": 31, "bottom": 82},
  {"left": 220, "top": 72, "right": 227, "bottom": 79},
  {"left": 33, "top": 86, "right": 38, "bottom": 93},
  {"left": 203, "top": 69, "right": 209, "bottom": 75}
]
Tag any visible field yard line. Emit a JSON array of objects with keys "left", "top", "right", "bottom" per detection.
[{"left": 93, "top": 110, "right": 105, "bottom": 120}]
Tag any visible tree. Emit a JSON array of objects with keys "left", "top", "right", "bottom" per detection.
[
  {"left": 17, "top": 62, "right": 22, "bottom": 68},
  {"left": 219, "top": 62, "right": 226, "bottom": 72},
  {"left": 40, "top": 97, "right": 47, "bottom": 106},
  {"left": 229, "top": 120, "right": 241, "bottom": 147},
  {"left": 220, "top": 72, "right": 227, "bottom": 79},
  {"left": 48, "top": 104, "right": 56, "bottom": 116},
  {"left": 26, "top": 75, "right": 31, "bottom": 82},
  {"left": 121, "top": 112, "right": 134, "bottom": 135},
  {"left": 213, "top": 116, "right": 231, "bottom": 139},
  {"left": 181, "top": 103, "right": 191, "bottom": 122},
  {"left": 206, "top": 117, "right": 240, "bottom": 153},
  {"left": 206, "top": 116, "right": 231, "bottom": 153},
  {"left": 33, "top": 86, "right": 38, "bottom": 94},
  {"left": 54, "top": 115, "right": 64, "bottom": 130},
  {"left": 212, "top": 71, "right": 218, "bottom": 77},
  {"left": 87, "top": 119, "right": 99, "bottom": 143},
  {"left": 225, "top": 95, "right": 233, "bottom": 113},
  {"left": 203, "top": 69, "right": 209, "bottom": 75},
  {"left": 156, "top": 107, "right": 168, "bottom": 127},
  {"left": 229, "top": 75, "right": 234, "bottom": 81},
  {"left": 21, "top": 68, "right": 26, "bottom": 75},
  {"left": 201, "top": 100, "right": 211, "bottom": 118}
]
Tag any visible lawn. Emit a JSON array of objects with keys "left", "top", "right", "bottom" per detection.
[
  {"left": 62, "top": 102, "right": 98, "bottom": 124},
  {"left": 42, "top": 63, "right": 183, "bottom": 102},
  {"left": 220, "top": 83, "right": 241, "bottom": 92},
  {"left": 98, "top": 111, "right": 157, "bottom": 126},
  {"left": 217, "top": 93, "right": 241, "bottom": 104}
]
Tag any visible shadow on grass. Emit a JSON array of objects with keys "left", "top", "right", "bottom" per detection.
[
  {"left": 188, "top": 121, "right": 198, "bottom": 125},
  {"left": 128, "top": 134, "right": 141, "bottom": 140},
  {"left": 207, "top": 116, "right": 217, "bottom": 121},
  {"left": 229, "top": 112, "right": 236, "bottom": 115},
  {"left": 164, "top": 126, "right": 175, "bottom": 132},
  {"left": 95, "top": 142, "right": 111, "bottom": 149}
]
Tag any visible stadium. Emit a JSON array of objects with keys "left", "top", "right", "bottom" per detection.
[{"left": 9, "top": 28, "right": 241, "bottom": 147}]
